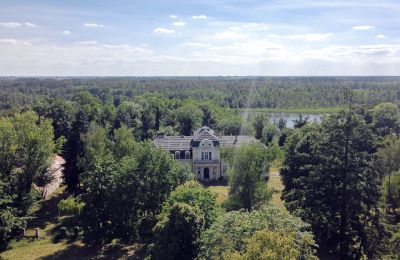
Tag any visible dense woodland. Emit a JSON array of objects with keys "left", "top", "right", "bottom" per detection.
[
  {"left": 0, "top": 77, "right": 400, "bottom": 259},
  {"left": 0, "top": 76, "right": 400, "bottom": 110}
]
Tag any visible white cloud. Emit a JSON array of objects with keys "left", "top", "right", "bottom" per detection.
[
  {"left": 0, "top": 22, "right": 38, "bottom": 28},
  {"left": 376, "top": 34, "right": 385, "bottom": 39},
  {"left": 24, "top": 22, "right": 37, "bottom": 28},
  {"left": 154, "top": 27, "right": 175, "bottom": 34},
  {"left": 169, "top": 15, "right": 178, "bottom": 19},
  {"left": 352, "top": 25, "right": 375, "bottom": 30},
  {"left": 83, "top": 23, "right": 104, "bottom": 28},
  {"left": 229, "top": 23, "right": 269, "bottom": 31},
  {"left": 76, "top": 41, "right": 98, "bottom": 45},
  {"left": 265, "top": 33, "right": 332, "bottom": 41},
  {"left": 0, "top": 38, "right": 18, "bottom": 44},
  {"left": 214, "top": 30, "right": 248, "bottom": 40},
  {"left": 173, "top": 21, "right": 186, "bottom": 26},
  {"left": 192, "top": 15, "right": 208, "bottom": 20},
  {"left": 62, "top": 30, "right": 71, "bottom": 35},
  {"left": 1, "top": 39, "right": 400, "bottom": 76},
  {"left": 0, "top": 38, "right": 31, "bottom": 45},
  {"left": 183, "top": 42, "right": 211, "bottom": 47},
  {"left": 287, "top": 33, "right": 333, "bottom": 41},
  {"left": 0, "top": 22, "right": 22, "bottom": 28}
]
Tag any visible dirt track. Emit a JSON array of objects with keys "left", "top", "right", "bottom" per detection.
[{"left": 42, "top": 155, "right": 65, "bottom": 199}]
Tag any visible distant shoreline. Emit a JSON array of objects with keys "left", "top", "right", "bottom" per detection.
[{"left": 229, "top": 107, "right": 344, "bottom": 114}]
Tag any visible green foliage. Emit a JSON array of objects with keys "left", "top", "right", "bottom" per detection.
[
  {"left": 225, "top": 143, "right": 271, "bottom": 211},
  {"left": 216, "top": 113, "right": 242, "bottom": 135},
  {"left": 2, "top": 77, "right": 400, "bottom": 110},
  {"left": 281, "top": 109, "right": 384, "bottom": 259},
  {"left": 176, "top": 103, "right": 203, "bottom": 135},
  {"left": 252, "top": 113, "right": 266, "bottom": 140},
  {"left": 222, "top": 230, "right": 301, "bottom": 260},
  {"left": 383, "top": 171, "right": 400, "bottom": 214},
  {"left": 63, "top": 93, "right": 102, "bottom": 192},
  {"left": 376, "top": 136, "right": 400, "bottom": 178},
  {"left": 0, "top": 111, "right": 56, "bottom": 212},
  {"left": 58, "top": 197, "right": 85, "bottom": 217},
  {"left": 43, "top": 99, "right": 76, "bottom": 141},
  {"left": 80, "top": 136, "right": 191, "bottom": 243},
  {"left": 0, "top": 180, "right": 27, "bottom": 250},
  {"left": 219, "top": 146, "right": 236, "bottom": 160},
  {"left": 161, "top": 181, "right": 218, "bottom": 229},
  {"left": 152, "top": 203, "right": 204, "bottom": 260},
  {"left": 114, "top": 101, "right": 143, "bottom": 139},
  {"left": 0, "top": 111, "right": 55, "bottom": 249},
  {"left": 198, "top": 207, "right": 317, "bottom": 260},
  {"left": 266, "top": 141, "right": 284, "bottom": 164},
  {"left": 372, "top": 102, "right": 400, "bottom": 136}
]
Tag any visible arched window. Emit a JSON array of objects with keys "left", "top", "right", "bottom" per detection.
[
  {"left": 185, "top": 151, "right": 190, "bottom": 159},
  {"left": 174, "top": 151, "right": 180, "bottom": 159}
]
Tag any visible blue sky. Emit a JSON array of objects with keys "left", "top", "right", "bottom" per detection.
[{"left": 0, "top": 0, "right": 399, "bottom": 76}]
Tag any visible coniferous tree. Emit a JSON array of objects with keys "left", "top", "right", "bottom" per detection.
[{"left": 281, "top": 109, "right": 384, "bottom": 259}]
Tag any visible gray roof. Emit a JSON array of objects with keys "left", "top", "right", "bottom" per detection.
[
  {"left": 193, "top": 126, "right": 219, "bottom": 142},
  {"left": 219, "top": 135, "right": 257, "bottom": 147},
  {"left": 154, "top": 135, "right": 192, "bottom": 151},
  {"left": 154, "top": 132, "right": 257, "bottom": 151}
]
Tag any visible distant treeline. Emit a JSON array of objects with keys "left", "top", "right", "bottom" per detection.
[{"left": 0, "top": 76, "right": 399, "bottom": 110}]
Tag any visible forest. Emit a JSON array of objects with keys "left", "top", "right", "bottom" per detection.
[
  {"left": 0, "top": 77, "right": 399, "bottom": 259},
  {"left": 0, "top": 76, "right": 400, "bottom": 111}
]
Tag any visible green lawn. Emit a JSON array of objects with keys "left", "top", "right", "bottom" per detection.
[{"left": 208, "top": 170, "right": 286, "bottom": 210}]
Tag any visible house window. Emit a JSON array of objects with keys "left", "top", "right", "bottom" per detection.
[
  {"left": 185, "top": 151, "right": 190, "bottom": 159},
  {"left": 174, "top": 151, "right": 180, "bottom": 159},
  {"left": 201, "top": 152, "right": 212, "bottom": 160}
]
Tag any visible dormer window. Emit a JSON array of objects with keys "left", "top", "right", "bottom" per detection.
[{"left": 174, "top": 151, "right": 180, "bottom": 159}]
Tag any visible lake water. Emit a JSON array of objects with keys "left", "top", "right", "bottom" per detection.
[
  {"left": 243, "top": 111, "right": 323, "bottom": 128},
  {"left": 267, "top": 112, "right": 322, "bottom": 128}
]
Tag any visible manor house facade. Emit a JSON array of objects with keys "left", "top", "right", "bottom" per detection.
[{"left": 154, "top": 126, "right": 256, "bottom": 181}]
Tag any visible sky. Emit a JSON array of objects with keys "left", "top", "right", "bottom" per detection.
[{"left": 0, "top": 0, "right": 399, "bottom": 76}]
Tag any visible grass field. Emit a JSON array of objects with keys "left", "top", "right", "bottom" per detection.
[{"left": 208, "top": 170, "right": 286, "bottom": 210}]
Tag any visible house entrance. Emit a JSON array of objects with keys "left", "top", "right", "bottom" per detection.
[{"left": 204, "top": 167, "right": 210, "bottom": 179}]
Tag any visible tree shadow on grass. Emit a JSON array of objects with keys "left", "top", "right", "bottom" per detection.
[
  {"left": 28, "top": 189, "right": 68, "bottom": 231},
  {"left": 38, "top": 243, "right": 149, "bottom": 260}
]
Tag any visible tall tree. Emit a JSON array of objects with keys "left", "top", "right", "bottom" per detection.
[
  {"left": 225, "top": 143, "right": 270, "bottom": 211},
  {"left": 281, "top": 110, "right": 384, "bottom": 259},
  {"left": 152, "top": 203, "right": 204, "bottom": 260},
  {"left": 0, "top": 111, "right": 56, "bottom": 248},
  {"left": 199, "top": 208, "right": 317, "bottom": 260},
  {"left": 62, "top": 92, "right": 101, "bottom": 193},
  {"left": 252, "top": 113, "right": 266, "bottom": 140},
  {"left": 372, "top": 102, "right": 400, "bottom": 136},
  {"left": 176, "top": 103, "right": 202, "bottom": 135}
]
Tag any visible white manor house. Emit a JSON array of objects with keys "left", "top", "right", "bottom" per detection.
[{"left": 154, "top": 126, "right": 256, "bottom": 181}]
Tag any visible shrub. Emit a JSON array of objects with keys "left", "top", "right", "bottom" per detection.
[{"left": 58, "top": 197, "right": 84, "bottom": 217}]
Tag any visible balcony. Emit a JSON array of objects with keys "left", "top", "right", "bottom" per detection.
[{"left": 194, "top": 159, "right": 220, "bottom": 164}]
